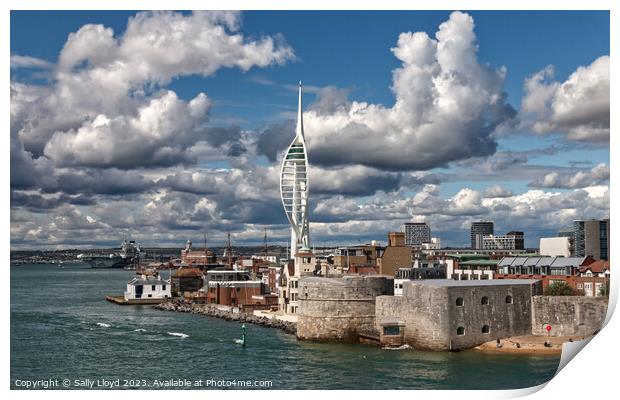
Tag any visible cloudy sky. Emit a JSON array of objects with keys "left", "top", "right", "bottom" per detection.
[{"left": 10, "top": 10, "right": 610, "bottom": 249}]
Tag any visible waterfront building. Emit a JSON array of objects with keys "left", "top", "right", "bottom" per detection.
[
  {"left": 574, "top": 219, "right": 610, "bottom": 260},
  {"left": 539, "top": 237, "right": 571, "bottom": 257},
  {"left": 171, "top": 267, "right": 204, "bottom": 296},
  {"left": 482, "top": 231, "right": 524, "bottom": 250},
  {"left": 124, "top": 274, "right": 171, "bottom": 301},
  {"left": 280, "top": 82, "right": 311, "bottom": 258},
  {"left": 262, "top": 265, "right": 281, "bottom": 294},
  {"left": 377, "top": 232, "right": 413, "bottom": 276},
  {"left": 576, "top": 260, "right": 610, "bottom": 296},
  {"left": 278, "top": 262, "right": 295, "bottom": 313},
  {"left": 199, "top": 270, "right": 270, "bottom": 309},
  {"left": 470, "top": 221, "right": 494, "bottom": 249},
  {"left": 495, "top": 256, "right": 598, "bottom": 294},
  {"left": 402, "top": 222, "right": 431, "bottom": 246}
]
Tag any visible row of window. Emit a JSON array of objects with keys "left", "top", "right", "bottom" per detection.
[
  {"left": 455, "top": 295, "right": 513, "bottom": 306},
  {"left": 136, "top": 284, "right": 166, "bottom": 291},
  {"left": 456, "top": 325, "right": 490, "bottom": 335}
]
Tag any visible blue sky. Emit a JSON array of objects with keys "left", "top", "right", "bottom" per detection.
[{"left": 10, "top": 10, "right": 610, "bottom": 249}]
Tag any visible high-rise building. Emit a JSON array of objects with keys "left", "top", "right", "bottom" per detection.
[
  {"left": 280, "top": 82, "right": 310, "bottom": 259},
  {"left": 402, "top": 222, "right": 431, "bottom": 246},
  {"left": 482, "top": 231, "right": 524, "bottom": 250},
  {"left": 470, "top": 221, "right": 494, "bottom": 249},
  {"left": 574, "top": 219, "right": 609, "bottom": 260}
]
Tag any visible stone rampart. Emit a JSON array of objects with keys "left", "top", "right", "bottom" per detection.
[
  {"left": 531, "top": 295, "right": 607, "bottom": 336},
  {"left": 296, "top": 275, "right": 393, "bottom": 341}
]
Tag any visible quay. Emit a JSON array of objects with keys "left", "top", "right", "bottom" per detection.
[{"left": 105, "top": 295, "right": 168, "bottom": 305}]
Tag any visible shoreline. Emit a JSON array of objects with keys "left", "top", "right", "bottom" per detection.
[
  {"left": 154, "top": 300, "right": 586, "bottom": 355},
  {"left": 154, "top": 300, "right": 297, "bottom": 335},
  {"left": 474, "top": 335, "right": 592, "bottom": 355}
]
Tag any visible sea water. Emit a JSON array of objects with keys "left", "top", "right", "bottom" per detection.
[{"left": 10, "top": 264, "right": 560, "bottom": 390}]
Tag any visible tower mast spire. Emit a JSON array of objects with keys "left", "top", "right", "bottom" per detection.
[{"left": 296, "top": 81, "right": 304, "bottom": 138}]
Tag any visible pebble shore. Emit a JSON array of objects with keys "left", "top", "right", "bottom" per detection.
[{"left": 155, "top": 300, "right": 297, "bottom": 335}]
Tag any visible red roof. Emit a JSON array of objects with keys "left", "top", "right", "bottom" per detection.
[{"left": 579, "top": 260, "right": 610, "bottom": 274}]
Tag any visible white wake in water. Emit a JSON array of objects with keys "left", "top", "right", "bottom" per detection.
[
  {"left": 382, "top": 344, "right": 411, "bottom": 351},
  {"left": 96, "top": 323, "right": 111, "bottom": 328},
  {"left": 167, "top": 332, "right": 189, "bottom": 338},
  {"left": 133, "top": 328, "right": 146, "bottom": 332}
]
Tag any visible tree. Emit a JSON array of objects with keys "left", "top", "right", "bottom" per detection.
[
  {"left": 599, "top": 281, "right": 611, "bottom": 297},
  {"left": 544, "top": 281, "right": 581, "bottom": 296}
]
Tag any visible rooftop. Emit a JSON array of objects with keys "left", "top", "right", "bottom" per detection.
[
  {"left": 458, "top": 259, "right": 499, "bottom": 266},
  {"left": 498, "top": 256, "right": 589, "bottom": 267},
  {"left": 407, "top": 279, "right": 539, "bottom": 287}
]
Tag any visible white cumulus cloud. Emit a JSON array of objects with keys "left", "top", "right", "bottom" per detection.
[
  {"left": 521, "top": 56, "right": 609, "bottom": 142},
  {"left": 300, "top": 11, "right": 515, "bottom": 171}
]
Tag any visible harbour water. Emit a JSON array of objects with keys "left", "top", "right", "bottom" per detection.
[{"left": 11, "top": 264, "right": 561, "bottom": 390}]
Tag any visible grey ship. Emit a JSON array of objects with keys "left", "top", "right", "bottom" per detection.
[{"left": 77, "top": 240, "right": 143, "bottom": 269}]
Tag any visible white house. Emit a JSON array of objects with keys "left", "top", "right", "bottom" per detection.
[{"left": 124, "top": 275, "right": 171, "bottom": 300}]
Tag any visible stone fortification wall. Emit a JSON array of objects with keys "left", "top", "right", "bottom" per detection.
[
  {"left": 376, "top": 283, "right": 451, "bottom": 350},
  {"left": 376, "top": 281, "right": 536, "bottom": 351},
  {"left": 531, "top": 296, "right": 608, "bottom": 336},
  {"left": 297, "top": 275, "right": 393, "bottom": 341},
  {"left": 446, "top": 283, "right": 534, "bottom": 350}
]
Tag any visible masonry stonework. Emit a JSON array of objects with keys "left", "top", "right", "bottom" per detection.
[
  {"left": 376, "top": 280, "right": 541, "bottom": 350},
  {"left": 531, "top": 296, "right": 608, "bottom": 336},
  {"left": 297, "top": 275, "right": 393, "bottom": 342}
]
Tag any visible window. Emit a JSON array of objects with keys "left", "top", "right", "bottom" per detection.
[
  {"left": 505, "top": 295, "right": 513, "bottom": 304},
  {"left": 383, "top": 325, "right": 401, "bottom": 336},
  {"left": 457, "top": 326, "right": 465, "bottom": 336},
  {"left": 162, "top": 285, "right": 166, "bottom": 290},
  {"left": 482, "top": 325, "right": 490, "bottom": 334},
  {"left": 147, "top": 294, "right": 152, "bottom": 298},
  {"left": 481, "top": 296, "right": 489, "bottom": 305},
  {"left": 152, "top": 285, "right": 156, "bottom": 291},
  {"left": 456, "top": 297, "right": 464, "bottom": 306}
]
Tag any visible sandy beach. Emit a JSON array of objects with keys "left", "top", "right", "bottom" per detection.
[{"left": 475, "top": 335, "right": 593, "bottom": 354}]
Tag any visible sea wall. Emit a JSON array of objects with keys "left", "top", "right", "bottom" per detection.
[
  {"left": 297, "top": 275, "right": 393, "bottom": 341},
  {"left": 531, "top": 296, "right": 608, "bottom": 336},
  {"left": 155, "top": 300, "right": 297, "bottom": 334},
  {"left": 376, "top": 281, "right": 536, "bottom": 351}
]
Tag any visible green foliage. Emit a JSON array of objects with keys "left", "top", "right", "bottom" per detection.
[
  {"left": 544, "top": 281, "right": 581, "bottom": 296},
  {"left": 599, "top": 281, "right": 611, "bottom": 297}
]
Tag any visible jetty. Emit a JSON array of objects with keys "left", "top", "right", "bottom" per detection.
[{"left": 105, "top": 295, "right": 168, "bottom": 305}]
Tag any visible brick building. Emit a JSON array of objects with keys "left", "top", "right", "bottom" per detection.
[
  {"left": 200, "top": 270, "right": 268, "bottom": 307},
  {"left": 495, "top": 256, "right": 603, "bottom": 295},
  {"left": 377, "top": 232, "right": 412, "bottom": 276}
]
